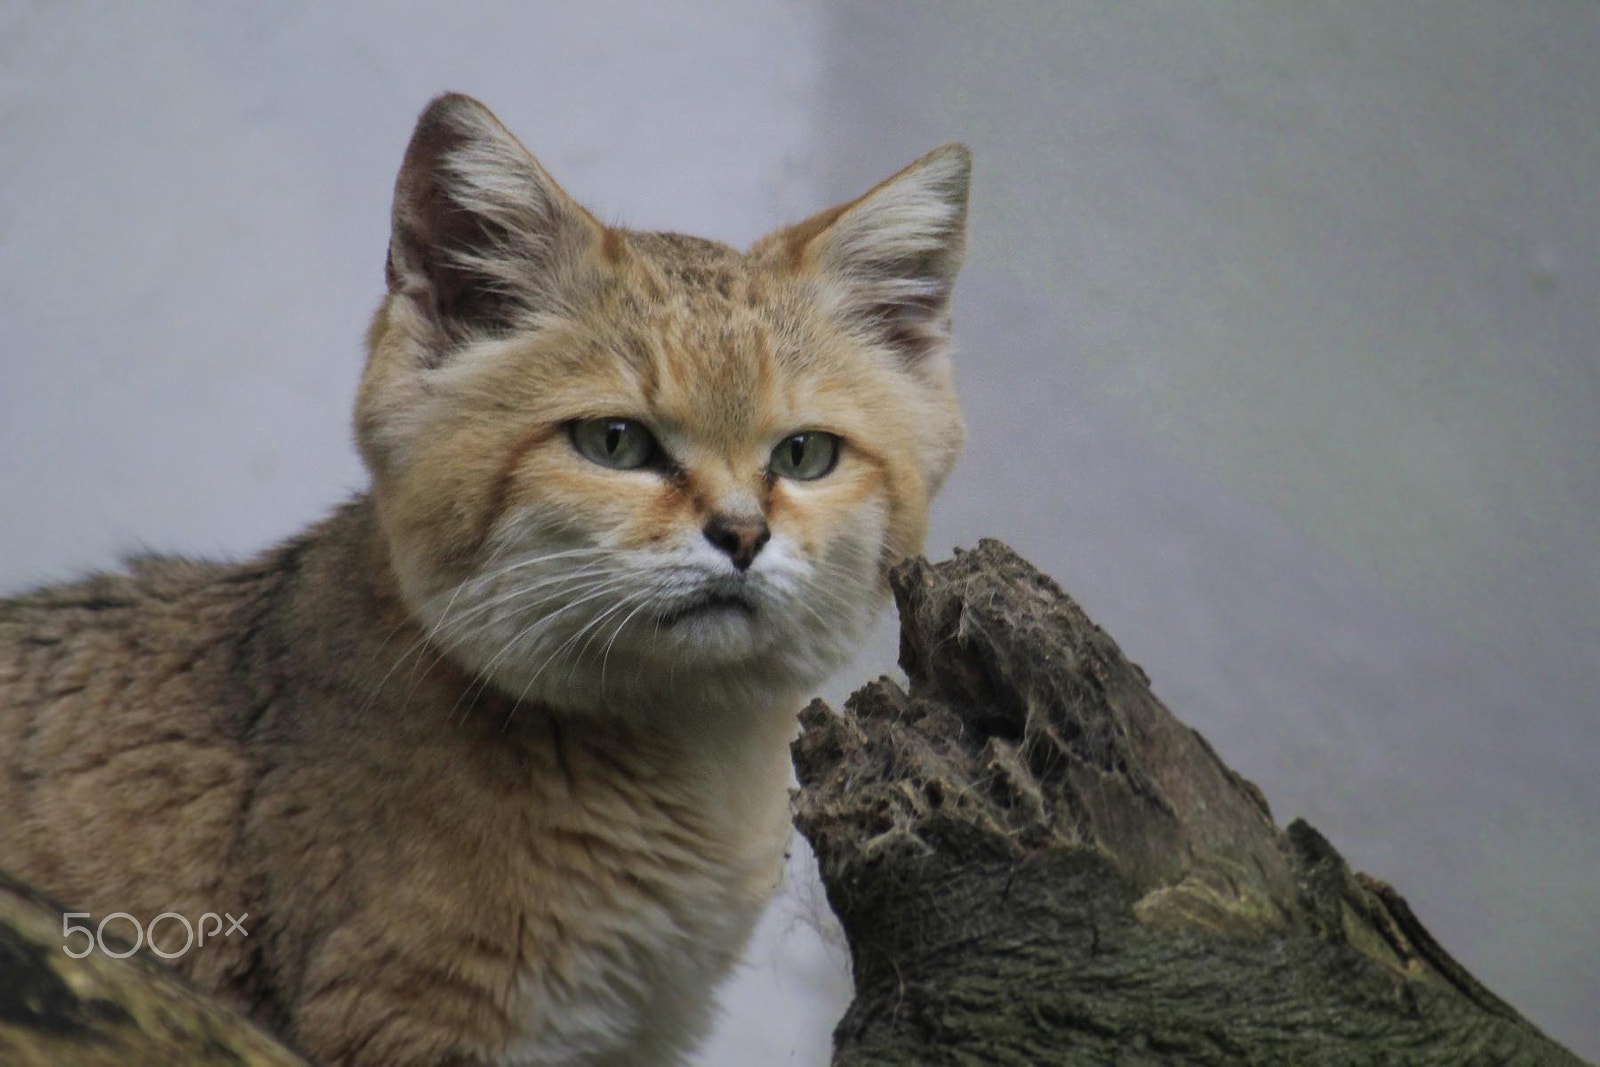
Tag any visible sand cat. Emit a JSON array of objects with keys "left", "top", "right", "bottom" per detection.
[{"left": 0, "top": 93, "right": 968, "bottom": 1065}]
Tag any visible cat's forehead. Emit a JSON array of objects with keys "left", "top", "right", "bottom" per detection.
[
  {"left": 601, "top": 234, "right": 794, "bottom": 408},
  {"left": 625, "top": 231, "right": 745, "bottom": 297}
]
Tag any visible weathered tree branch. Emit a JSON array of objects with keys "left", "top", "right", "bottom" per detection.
[
  {"left": 0, "top": 873, "right": 306, "bottom": 1065},
  {"left": 793, "top": 540, "right": 1587, "bottom": 1066}
]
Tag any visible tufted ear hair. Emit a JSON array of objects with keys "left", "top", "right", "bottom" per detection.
[
  {"left": 754, "top": 144, "right": 970, "bottom": 366},
  {"left": 386, "top": 93, "right": 610, "bottom": 349}
]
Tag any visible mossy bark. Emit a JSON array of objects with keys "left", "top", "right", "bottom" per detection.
[
  {"left": 793, "top": 540, "right": 1586, "bottom": 1066},
  {"left": 0, "top": 870, "right": 306, "bottom": 1065}
]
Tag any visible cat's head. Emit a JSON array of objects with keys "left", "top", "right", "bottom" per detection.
[{"left": 357, "top": 93, "right": 968, "bottom": 716}]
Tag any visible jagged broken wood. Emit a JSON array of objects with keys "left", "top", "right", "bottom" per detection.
[{"left": 792, "top": 540, "right": 1588, "bottom": 1066}]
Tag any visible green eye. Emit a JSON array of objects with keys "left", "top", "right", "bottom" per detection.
[
  {"left": 570, "top": 418, "right": 659, "bottom": 470},
  {"left": 770, "top": 431, "right": 840, "bottom": 481}
]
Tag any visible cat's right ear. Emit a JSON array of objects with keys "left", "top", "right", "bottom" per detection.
[{"left": 386, "top": 93, "right": 608, "bottom": 348}]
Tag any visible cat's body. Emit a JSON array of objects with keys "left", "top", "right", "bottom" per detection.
[
  {"left": 1, "top": 501, "right": 793, "bottom": 1063},
  {"left": 0, "top": 94, "right": 968, "bottom": 1066}
]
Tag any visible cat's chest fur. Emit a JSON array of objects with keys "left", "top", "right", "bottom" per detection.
[
  {"left": 496, "top": 715, "right": 793, "bottom": 1065},
  {"left": 281, "top": 688, "right": 802, "bottom": 1067}
]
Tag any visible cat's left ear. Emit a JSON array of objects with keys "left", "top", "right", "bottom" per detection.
[
  {"left": 386, "top": 93, "right": 610, "bottom": 346},
  {"left": 755, "top": 144, "right": 970, "bottom": 366}
]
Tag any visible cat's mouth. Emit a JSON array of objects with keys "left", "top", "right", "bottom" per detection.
[{"left": 657, "top": 591, "right": 756, "bottom": 627}]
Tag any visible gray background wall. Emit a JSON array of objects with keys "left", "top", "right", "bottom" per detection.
[{"left": 1, "top": 2, "right": 1595, "bottom": 1062}]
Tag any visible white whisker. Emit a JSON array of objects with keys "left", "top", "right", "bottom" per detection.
[{"left": 599, "top": 595, "right": 657, "bottom": 696}]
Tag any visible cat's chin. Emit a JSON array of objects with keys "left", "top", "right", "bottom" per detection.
[
  {"left": 643, "top": 602, "right": 764, "bottom": 659},
  {"left": 462, "top": 606, "right": 859, "bottom": 721},
  {"left": 638, "top": 598, "right": 863, "bottom": 679}
]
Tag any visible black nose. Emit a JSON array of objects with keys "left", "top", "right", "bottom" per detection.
[{"left": 703, "top": 515, "right": 771, "bottom": 571}]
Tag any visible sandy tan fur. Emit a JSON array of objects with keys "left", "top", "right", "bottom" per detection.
[{"left": 0, "top": 93, "right": 969, "bottom": 1065}]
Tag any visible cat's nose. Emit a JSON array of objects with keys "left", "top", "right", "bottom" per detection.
[{"left": 702, "top": 515, "right": 771, "bottom": 571}]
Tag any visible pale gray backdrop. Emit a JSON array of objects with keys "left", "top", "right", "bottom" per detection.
[{"left": 1, "top": 2, "right": 1595, "bottom": 1062}]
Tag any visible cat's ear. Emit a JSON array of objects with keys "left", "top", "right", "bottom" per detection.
[
  {"left": 756, "top": 144, "right": 970, "bottom": 366},
  {"left": 386, "top": 93, "right": 609, "bottom": 344}
]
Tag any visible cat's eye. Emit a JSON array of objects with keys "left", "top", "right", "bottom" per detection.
[
  {"left": 570, "top": 418, "right": 659, "bottom": 470},
  {"left": 769, "top": 431, "right": 840, "bottom": 481}
]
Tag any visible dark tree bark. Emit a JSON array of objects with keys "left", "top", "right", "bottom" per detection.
[
  {"left": 793, "top": 540, "right": 1587, "bottom": 1066},
  {"left": 0, "top": 871, "right": 306, "bottom": 1065}
]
